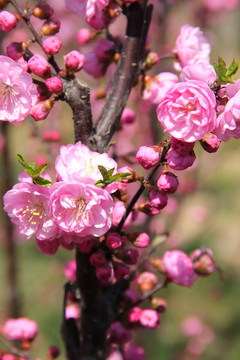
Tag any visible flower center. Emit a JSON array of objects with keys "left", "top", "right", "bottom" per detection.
[
  {"left": 0, "top": 81, "right": 19, "bottom": 110},
  {"left": 20, "top": 200, "right": 46, "bottom": 227},
  {"left": 75, "top": 196, "right": 86, "bottom": 221}
]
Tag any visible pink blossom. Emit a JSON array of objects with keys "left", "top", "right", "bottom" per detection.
[
  {"left": 28, "top": 54, "right": 51, "bottom": 78},
  {"left": 35, "top": 237, "right": 60, "bottom": 255},
  {"left": 180, "top": 63, "right": 217, "bottom": 84},
  {"left": 55, "top": 141, "right": 117, "bottom": 184},
  {"left": 131, "top": 232, "right": 150, "bottom": 248},
  {"left": 65, "top": 0, "right": 111, "bottom": 30},
  {"left": 64, "top": 260, "right": 77, "bottom": 281},
  {"left": 64, "top": 50, "right": 85, "bottom": 71},
  {"left": 157, "top": 171, "right": 179, "bottom": 194},
  {"left": 166, "top": 149, "right": 196, "bottom": 170},
  {"left": 157, "top": 80, "right": 217, "bottom": 142},
  {"left": 3, "top": 182, "right": 59, "bottom": 241},
  {"left": 214, "top": 90, "right": 240, "bottom": 141},
  {"left": 147, "top": 187, "right": 168, "bottom": 210},
  {"left": 42, "top": 36, "right": 62, "bottom": 55},
  {"left": 49, "top": 179, "right": 113, "bottom": 237},
  {"left": 112, "top": 201, "right": 132, "bottom": 229},
  {"left": 175, "top": 24, "right": 210, "bottom": 70},
  {"left": 0, "top": 56, "right": 37, "bottom": 122},
  {"left": 2, "top": 318, "right": 38, "bottom": 341},
  {"left": 136, "top": 146, "right": 160, "bottom": 170},
  {"left": 0, "top": 11, "right": 18, "bottom": 32},
  {"left": 30, "top": 101, "right": 52, "bottom": 121},
  {"left": 143, "top": 72, "right": 179, "bottom": 106},
  {"left": 139, "top": 309, "right": 160, "bottom": 329},
  {"left": 127, "top": 307, "right": 142, "bottom": 323},
  {"left": 162, "top": 250, "right": 198, "bottom": 287},
  {"left": 77, "top": 28, "right": 92, "bottom": 45},
  {"left": 95, "top": 39, "right": 115, "bottom": 61},
  {"left": 122, "top": 248, "right": 139, "bottom": 265},
  {"left": 120, "top": 108, "right": 135, "bottom": 125}
]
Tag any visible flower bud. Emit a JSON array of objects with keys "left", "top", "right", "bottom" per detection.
[
  {"left": 96, "top": 264, "right": 113, "bottom": 285},
  {"left": 45, "top": 77, "right": 63, "bottom": 94},
  {"left": 41, "top": 17, "right": 60, "bottom": 36},
  {"left": 42, "top": 130, "right": 61, "bottom": 142},
  {"left": 28, "top": 54, "right": 51, "bottom": 78},
  {"left": 0, "top": 11, "right": 18, "bottom": 31},
  {"left": 171, "top": 137, "right": 195, "bottom": 155},
  {"left": 43, "top": 36, "right": 62, "bottom": 55},
  {"left": 90, "top": 251, "right": 106, "bottom": 267},
  {"left": 121, "top": 249, "right": 139, "bottom": 265},
  {"left": 147, "top": 186, "right": 168, "bottom": 210},
  {"left": 114, "top": 262, "right": 130, "bottom": 281},
  {"left": 157, "top": 170, "right": 179, "bottom": 194},
  {"left": 6, "top": 42, "right": 23, "bottom": 60},
  {"left": 150, "top": 257, "right": 166, "bottom": 272},
  {"left": 64, "top": 50, "right": 85, "bottom": 72},
  {"left": 47, "top": 346, "right": 60, "bottom": 359},
  {"left": 30, "top": 102, "right": 51, "bottom": 121},
  {"left": 106, "top": 232, "right": 125, "bottom": 250},
  {"left": 136, "top": 146, "right": 160, "bottom": 170},
  {"left": 117, "top": 166, "right": 136, "bottom": 183},
  {"left": 200, "top": 133, "right": 221, "bottom": 153},
  {"left": 128, "top": 232, "right": 150, "bottom": 248},
  {"left": 120, "top": 108, "right": 135, "bottom": 125},
  {"left": 139, "top": 309, "right": 160, "bottom": 329},
  {"left": 33, "top": 3, "right": 54, "bottom": 19},
  {"left": 137, "top": 272, "right": 158, "bottom": 292},
  {"left": 167, "top": 149, "right": 196, "bottom": 171},
  {"left": 108, "top": 322, "right": 132, "bottom": 344},
  {"left": 36, "top": 82, "right": 51, "bottom": 101},
  {"left": 95, "top": 39, "right": 115, "bottom": 61},
  {"left": 190, "top": 248, "right": 216, "bottom": 276},
  {"left": 150, "top": 297, "right": 168, "bottom": 313},
  {"left": 77, "top": 28, "right": 94, "bottom": 45},
  {"left": 144, "top": 51, "right": 160, "bottom": 70},
  {"left": 127, "top": 307, "right": 142, "bottom": 323}
]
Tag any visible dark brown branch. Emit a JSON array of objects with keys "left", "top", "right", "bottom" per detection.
[{"left": 94, "top": 1, "right": 150, "bottom": 153}]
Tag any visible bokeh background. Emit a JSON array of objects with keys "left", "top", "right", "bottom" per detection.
[{"left": 1, "top": 0, "right": 240, "bottom": 359}]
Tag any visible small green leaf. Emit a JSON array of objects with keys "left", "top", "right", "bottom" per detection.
[
  {"left": 33, "top": 176, "right": 52, "bottom": 187},
  {"left": 106, "top": 168, "right": 115, "bottom": 178},
  {"left": 24, "top": 168, "right": 35, "bottom": 177},
  {"left": 98, "top": 165, "right": 108, "bottom": 180},
  {"left": 217, "top": 56, "right": 227, "bottom": 82},
  {"left": 226, "top": 57, "right": 239, "bottom": 77},
  {"left": 213, "top": 63, "right": 218, "bottom": 74},
  {"left": 33, "top": 163, "right": 48, "bottom": 178},
  {"left": 28, "top": 162, "right": 37, "bottom": 171},
  {"left": 16, "top": 154, "right": 29, "bottom": 168},
  {"left": 95, "top": 180, "right": 106, "bottom": 187},
  {"left": 107, "top": 172, "right": 132, "bottom": 184}
]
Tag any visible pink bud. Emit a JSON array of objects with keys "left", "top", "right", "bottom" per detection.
[
  {"left": 65, "top": 304, "right": 80, "bottom": 319},
  {"left": 122, "top": 289, "right": 139, "bottom": 305},
  {"left": 36, "top": 82, "right": 51, "bottom": 101},
  {"left": 90, "top": 251, "right": 106, "bottom": 267},
  {"left": 130, "top": 232, "right": 150, "bottom": 248},
  {"left": 171, "top": 137, "right": 195, "bottom": 155},
  {"left": 127, "top": 307, "right": 142, "bottom": 323},
  {"left": 150, "top": 297, "right": 168, "bottom": 313},
  {"left": 106, "top": 232, "right": 124, "bottom": 250},
  {"left": 77, "top": 28, "right": 93, "bottom": 45},
  {"left": 136, "top": 146, "right": 160, "bottom": 170},
  {"left": 190, "top": 248, "right": 216, "bottom": 276},
  {"left": 117, "top": 166, "right": 135, "bottom": 183},
  {"left": 83, "top": 52, "right": 105, "bottom": 78},
  {"left": 47, "top": 346, "right": 60, "bottom": 359},
  {"left": 108, "top": 322, "right": 132, "bottom": 344},
  {"left": 95, "top": 39, "right": 115, "bottom": 61},
  {"left": 122, "top": 249, "right": 139, "bottom": 265},
  {"left": 30, "top": 102, "right": 51, "bottom": 121},
  {"left": 35, "top": 238, "right": 59, "bottom": 255},
  {"left": 137, "top": 271, "right": 158, "bottom": 292},
  {"left": 77, "top": 238, "right": 95, "bottom": 253},
  {"left": 0, "top": 11, "right": 18, "bottom": 31},
  {"left": 42, "top": 130, "right": 61, "bottom": 142},
  {"left": 200, "top": 133, "right": 221, "bottom": 153},
  {"left": 41, "top": 17, "right": 60, "bottom": 36},
  {"left": 120, "top": 108, "right": 135, "bottom": 125},
  {"left": 43, "top": 36, "right": 62, "bottom": 55},
  {"left": 45, "top": 77, "right": 63, "bottom": 94},
  {"left": 64, "top": 260, "right": 76, "bottom": 282},
  {"left": 96, "top": 264, "right": 113, "bottom": 285},
  {"left": 147, "top": 187, "right": 168, "bottom": 210},
  {"left": 33, "top": 3, "right": 54, "bottom": 19},
  {"left": 166, "top": 149, "right": 196, "bottom": 171},
  {"left": 6, "top": 42, "right": 22, "bottom": 60},
  {"left": 28, "top": 54, "right": 51, "bottom": 78},
  {"left": 64, "top": 50, "right": 85, "bottom": 71},
  {"left": 139, "top": 309, "right": 160, "bottom": 329},
  {"left": 124, "top": 346, "right": 145, "bottom": 360},
  {"left": 144, "top": 51, "right": 159, "bottom": 70},
  {"left": 114, "top": 262, "right": 129, "bottom": 281},
  {"left": 157, "top": 170, "right": 179, "bottom": 194},
  {"left": 17, "top": 56, "right": 29, "bottom": 72}
]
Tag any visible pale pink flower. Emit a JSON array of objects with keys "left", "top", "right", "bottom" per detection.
[
  {"left": 0, "top": 56, "right": 37, "bottom": 122},
  {"left": 49, "top": 179, "right": 113, "bottom": 237},
  {"left": 180, "top": 63, "right": 216, "bottom": 84},
  {"left": 162, "top": 250, "right": 198, "bottom": 287},
  {"left": 55, "top": 141, "right": 117, "bottom": 184},
  {"left": 65, "top": 0, "right": 110, "bottom": 30},
  {"left": 3, "top": 182, "right": 59, "bottom": 241},
  {"left": 143, "top": 72, "right": 179, "bottom": 106},
  {"left": 2, "top": 318, "right": 38, "bottom": 341},
  {"left": 175, "top": 24, "right": 210, "bottom": 70},
  {"left": 214, "top": 90, "right": 240, "bottom": 141},
  {"left": 139, "top": 309, "right": 160, "bottom": 329},
  {"left": 157, "top": 80, "right": 217, "bottom": 142}
]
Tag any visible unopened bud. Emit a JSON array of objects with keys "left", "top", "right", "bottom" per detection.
[
  {"left": 42, "top": 99, "right": 53, "bottom": 112},
  {"left": 0, "top": 0, "right": 9, "bottom": 10},
  {"left": 190, "top": 248, "right": 216, "bottom": 276},
  {"left": 137, "top": 272, "right": 158, "bottom": 292},
  {"left": 33, "top": 3, "right": 54, "bottom": 19},
  {"left": 150, "top": 297, "right": 168, "bottom": 313},
  {"left": 150, "top": 257, "right": 166, "bottom": 273},
  {"left": 41, "top": 17, "right": 60, "bottom": 35},
  {"left": 47, "top": 346, "right": 60, "bottom": 359},
  {"left": 144, "top": 51, "right": 160, "bottom": 70},
  {"left": 6, "top": 42, "right": 23, "bottom": 60},
  {"left": 157, "top": 169, "right": 179, "bottom": 194},
  {"left": 200, "top": 133, "right": 221, "bottom": 153}
]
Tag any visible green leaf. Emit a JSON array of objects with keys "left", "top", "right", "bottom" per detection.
[
  {"left": 33, "top": 176, "right": 52, "bottom": 187},
  {"left": 95, "top": 180, "right": 106, "bottom": 187},
  {"left": 24, "top": 168, "right": 35, "bottom": 177},
  {"left": 107, "top": 172, "right": 132, "bottom": 184},
  {"left": 217, "top": 56, "right": 228, "bottom": 82},
  {"left": 16, "top": 154, "right": 29, "bottom": 168},
  {"left": 28, "top": 162, "right": 37, "bottom": 171},
  {"left": 106, "top": 168, "right": 115, "bottom": 178},
  {"left": 226, "top": 57, "right": 239, "bottom": 77},
  {"left": 213, "top": 62, "right": 218, "bottom": 74},
  {"left": 33, "top": 163, "right": 48, "bottom": 178},
  {"left": 98, "top": 165, "right": 109, "bottom": 180}
]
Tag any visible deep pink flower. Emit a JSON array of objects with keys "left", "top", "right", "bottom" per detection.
[
  {"left": 157, "top": 80, "right": 217, "bottom": 142},
  {"left": 55, "top": 141, "right": 117, "bottom": 184},
  {"left": 139, "top": 309, "right": 160, "bottom": 329},
  {"left": 106, "top": 232, "right": 124, "bottom": 250},
  {"left": 6, "top": 42, "right": 23, "bottom": 60},
  {"left": 180, "top": 63, "right": 217, "bottom": 84},
  {"left": 162, "top": 250, "right": 198, "bottom": 287},
  {"left": 175, "top": 24, "right": 210, "bottom": 70},
  {"left": 96, "top": 263, "right": 114, "bottom": 285},
  {"left": 49, "top": 179, "right": 113, "bottom": 237},
  {"left": 0, "top": 56, "right": 37, "bottom": 122},
  {"left": 3, "top": 182, "right": 59, "bottom": 241},
  {"left": 127, "top": 307, "right": 142, "bottom": 323},
  {"left": 214, "top": 90, "right": 240, "bottom": 141},
  {"left": 120, "top": 108, "right": 135, "bottom": 125},
  {"left": 143, "top": 72, "right": 179, "bottom": 106},
  {"left": 2, "top": 318, "right": 38, "bottom": 341},
  {"left": 0, "top": 11, "right": 18, "bottom": 32},
  {"left": 90, "top": 251, "right": 106, "bottom": 267},
  {"left": 147, "top": 187, "right": 168, "bottom": 210},
  {"left": 131, "top": 232, "right": 150, "bottom": 248}
]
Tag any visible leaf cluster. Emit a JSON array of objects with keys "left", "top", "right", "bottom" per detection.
[
  {"left": 213, "top": 57, "right": 239, "bottom": 84},
  {"left": 95, "top": 165, "right": 132, "bottom": 187},
  {"left": 16, "top": 154, "right": 52, "bottom": 187}
]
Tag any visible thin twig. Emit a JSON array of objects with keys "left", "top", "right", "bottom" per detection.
[{"left": 0, "top": 335, "right": 31, "bottom": 360}]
